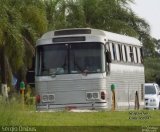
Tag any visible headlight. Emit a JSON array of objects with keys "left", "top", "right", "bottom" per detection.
[
  {"left": 42, "top": 95, "right": 48, "bottom": 102},
  {"left": 150, "top": 99, "right": 156, "bottom": 102},
  {"left": 42, "top": 94, "right": 55, "bottom": 102},
  {"left": 152, "top": 99, "right": 156, "bottom": 102},
  {"left": 86, "top": 92, "right": 100, "bottom": 100},
  {"left": 93, "top": 93, "right": 98, "bottom": 99},
  {"left": 49, "top": 95, "right": 54, "bottom": 101},
  {"left": 87, "top": 93, "right": 92, "bottom": 100}
]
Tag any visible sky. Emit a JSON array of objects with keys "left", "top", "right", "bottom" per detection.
[{"left": 130, "top": 0, "right": 160, "bottom": 39}]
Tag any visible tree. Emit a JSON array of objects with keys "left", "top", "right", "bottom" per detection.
[
  {"left": 44, "top": 0, "right": 149, "bottom": 38},
  {"left": 43, "top": 0, "right": 159, "bottom": 84},
  {"left": 0, "top": 0, "right": 48, "bottom": 99},
  {"left": 0, "top": 1, "right": 23, "bottom": 99},
  {"left": 18, "top": 0, "right": 48, "bottom": 79},
  {"left": 0, "top": 0, "right": 157, "bottom": 97}
]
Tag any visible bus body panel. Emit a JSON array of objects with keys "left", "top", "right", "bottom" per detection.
[
  {"left": 35, "top": 28, "right": 144, "bottom": 111},
  {"left": 35, "top": 74, "right": 108, "bottom": 110},
  {"left": 35, "top": 64, "right": 144, "bottom": 110},
  {"left": 106, "top": 63, "right": 144, "bottom": 109}
]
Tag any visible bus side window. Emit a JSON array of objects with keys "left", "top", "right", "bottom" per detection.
[
  {"left": 106, "top": 43, "right": 112, "bottom": 63},
  {"left": 135, "top": 47, "right": 139, "bottom": 63},
  {"left": 112, "top": 43, "right": 117, "bottom": 61},
  {"left": 140, "top": 47, "right": 144, "bottom": 63},
  {"left": 129, "top": 46, "right": 134, "bottom": 62},
  {"left": 118, "top": 44, "right": 123, "bottom": 61},
  {"left": 124, "top": 45, "right": 128, "bottom": 62}
]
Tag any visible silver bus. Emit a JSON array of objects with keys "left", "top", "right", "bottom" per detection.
[{"left": 35, "top": 28, "right": 144, "bottom": 111}]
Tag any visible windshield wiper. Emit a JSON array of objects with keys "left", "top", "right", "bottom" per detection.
[
  {"left": 49, "top": 68, "right": 65, "bottom": 77},
  {"left": 49, "top": 68, "right": 58, "bottom": 77},
  {"left": 49, "top": 70, "right": 56, "bottom": 77}
]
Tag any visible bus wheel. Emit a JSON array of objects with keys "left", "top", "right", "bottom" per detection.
[{"left": 135, "top": 91, "right": 140, "bottom": 110}]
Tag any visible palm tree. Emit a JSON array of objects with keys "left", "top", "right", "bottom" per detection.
[
  {"left": 0, "top": 1, "right": 24, "bottom": 99},
  {"left": 44, "top": 0, "right": 146, "bottom": 37},
  {"left": 19, "top": 0, "right": 48, "bottom": 71},
  {"left": 0, "top": 0, "right": 48, "bottom": 99},
  {"left": 0, "top": 0, "right": 156, "bottom": 99}
]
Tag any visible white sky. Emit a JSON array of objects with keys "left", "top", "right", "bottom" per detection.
[{"left": 130, "top": 0, "right": 160, "bottom": 39}]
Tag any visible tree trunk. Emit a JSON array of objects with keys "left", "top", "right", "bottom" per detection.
[{"left": 0, "top": 46, "right": 8, "bottom": 101}]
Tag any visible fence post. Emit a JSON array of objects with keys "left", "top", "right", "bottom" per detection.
[{"left": 111, "top": 84, "right": 116, "bottom": 111}]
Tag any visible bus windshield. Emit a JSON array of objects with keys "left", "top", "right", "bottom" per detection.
[
  {"left": 145, "top": 86, "right": 156, "bottom": 94},
  {"left": 36, "top": 42, "right": 105, "bottom": 76}
]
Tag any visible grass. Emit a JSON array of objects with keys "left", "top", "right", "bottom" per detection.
[{"left": 0, "top": 97, "right": 160, "bottom": 132}]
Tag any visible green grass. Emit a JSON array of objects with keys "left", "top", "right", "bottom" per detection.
[{"left": 0, "top": 100, "right": 160, "bottom": 132}]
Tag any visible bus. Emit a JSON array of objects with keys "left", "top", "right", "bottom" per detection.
[{"left": 35, "top": 28, "right": 145, "bottom": 111}]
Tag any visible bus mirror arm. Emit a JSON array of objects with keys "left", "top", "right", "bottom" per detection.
[{"left": 106, "top": 51, "right": 112, "bottom": 63}]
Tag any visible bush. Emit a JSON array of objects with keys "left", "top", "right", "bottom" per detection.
[{"left": 144, "top": 57, "right": 160, "bottom": 84}]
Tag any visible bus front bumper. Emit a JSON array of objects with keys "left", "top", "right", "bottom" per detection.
[{"left": 36, "top": 102, "right": 108, "bottom": 111}]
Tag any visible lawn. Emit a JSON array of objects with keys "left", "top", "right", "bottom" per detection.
[{"left": 0, "top": 100, "right": 160, "bottom": 132}]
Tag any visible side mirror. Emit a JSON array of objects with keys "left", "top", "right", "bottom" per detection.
[{"left": 106, "top": 51, "right": 112, "bottom": 63}]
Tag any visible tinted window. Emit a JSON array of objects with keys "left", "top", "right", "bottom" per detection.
[
  {"left": 112, "top": 43, "right": 117, "bottom": 60},
  {"left": 118, "top": 44, "right": 123, "bottom": 61},
  {"left": 145, "top": 85, "right": 156, "bottom": 94},
  {"left": 129, "top": 46, "right": 134, "bottom": 62},
  {"left": 70, "top": 43, "right": 105, "bottom": 73},
  {"left": 124, "top": 45, "right": 128, "bottom": 62},
  {"left": 36, "top": 42, "right": 105, "bottom": 76}
]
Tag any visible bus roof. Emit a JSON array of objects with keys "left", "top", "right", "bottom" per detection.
[
  {"left": 104, "top": 31, "right": 141, "bottom": 46},
  {"left": 39, "top": 28, "right": 142, "bottom": 46}
]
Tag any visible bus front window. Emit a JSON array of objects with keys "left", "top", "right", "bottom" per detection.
[
  {"left": 36, "top": 42, "right": 105, "bottom": 76},
  {"left": 37, "top": 44, "right": 68, "bottom": 76},
  {"left": 70, "top": 43, "right": 105, "bottom": 74}
]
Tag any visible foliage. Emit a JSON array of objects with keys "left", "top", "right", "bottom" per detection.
[
  {"left": 44, "top": 0, "right": 155, "bottom": 55},
  {"left": 144, "top": 57, "right": 160, "bottom": 85},
  {"left": 38, "top": 0, "right": 160, "bottom": 83},
  {"left": 0, "top": 0, "right": 159, "bottom": 85},
  {"left": 0, "top": 99, "right": 160, "bottom": 128},
  {"left": 0, "top": 0, "right": 48, "bottom": 86}
]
